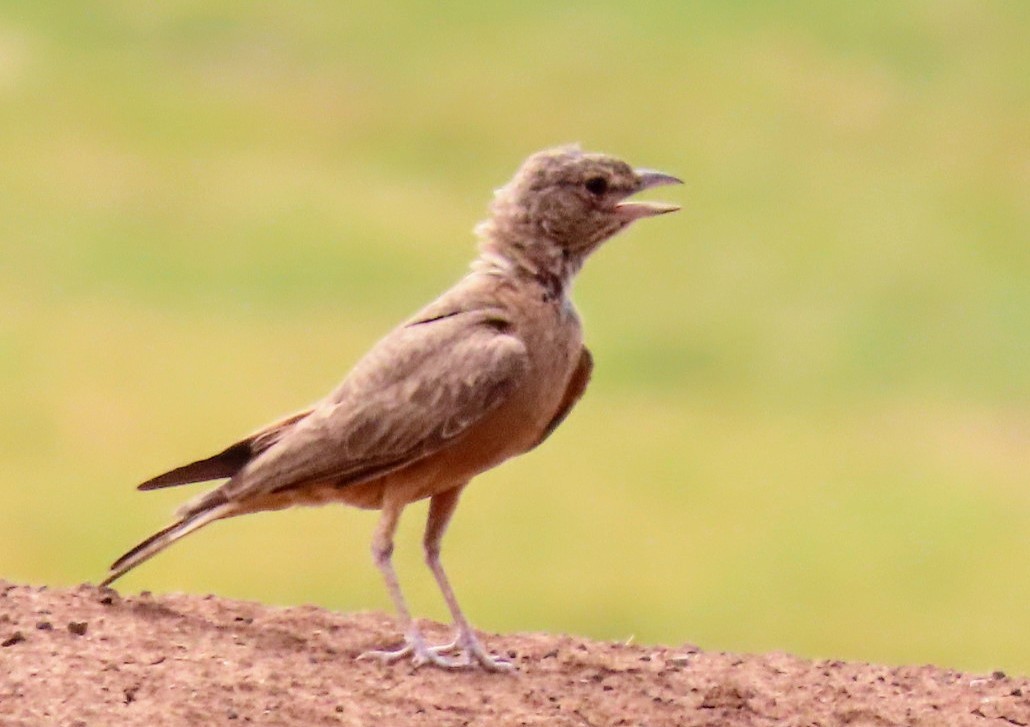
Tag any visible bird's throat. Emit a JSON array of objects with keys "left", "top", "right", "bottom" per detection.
[{"left": 473, "top": 230, "right": 583, "bottom": 302}]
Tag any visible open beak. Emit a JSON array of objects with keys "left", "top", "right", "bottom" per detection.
[{"left": 615, "top": 169, "right": 683, "bottom": 219}]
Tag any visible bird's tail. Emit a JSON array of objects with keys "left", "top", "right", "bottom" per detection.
[{"left": 100, "top": 505, "right": 228, "bottom": 588}]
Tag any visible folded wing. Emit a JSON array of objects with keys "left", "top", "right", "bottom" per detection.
[{"left": 181, "top": 310, "right": 529, "bottom": 516}]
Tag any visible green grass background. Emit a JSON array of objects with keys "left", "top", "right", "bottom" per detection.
[{"left": 1, "top": 1, "right": 1027, "bottom": 674}]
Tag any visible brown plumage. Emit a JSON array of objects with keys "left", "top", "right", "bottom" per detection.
[{"left": 102, "top": 145, "right": 681, "bottom": 671}]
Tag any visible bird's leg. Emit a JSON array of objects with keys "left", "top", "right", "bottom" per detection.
[
  {"left": 357, "top": 499, "right": 461, "bottom": 669},
  {"left": 423, "top": 487, "right": 514, "bottom": 672}
]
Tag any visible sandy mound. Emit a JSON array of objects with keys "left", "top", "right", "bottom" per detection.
[{"left": 0, "top": 581, "right": 1026, "bottom": 726}]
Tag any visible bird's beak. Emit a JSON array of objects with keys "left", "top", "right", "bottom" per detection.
[{"left": 615, "top": 169, "right": 683, "bottom": 219}]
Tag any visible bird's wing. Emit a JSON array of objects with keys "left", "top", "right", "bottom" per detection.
[{"left": 211, "top": 308, "right": 529, "bottom": 504}]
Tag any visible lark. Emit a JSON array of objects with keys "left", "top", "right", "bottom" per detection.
[{"left": 102, "top": 145, "right": 681, "bottom": 671}]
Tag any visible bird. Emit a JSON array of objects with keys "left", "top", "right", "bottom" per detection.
[{"left": 101, "top": 145, "right": 681, "bottom": 671}]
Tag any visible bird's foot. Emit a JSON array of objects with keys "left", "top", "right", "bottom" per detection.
[
  {"left": 357, "top": 629, "right": 468, "bottom": 670},
  {"left": 434, "top": 628, "right": 515, "bottom": 673},
  {"left": 357, "top": 628, "right": 514, "bottom": 672}
]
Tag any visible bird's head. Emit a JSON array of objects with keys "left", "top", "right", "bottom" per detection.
[{"left": 477, "top": 146, "right": 682, "bottom": 273}]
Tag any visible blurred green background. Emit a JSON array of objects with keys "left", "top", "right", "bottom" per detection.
[{"left": 1, "top": 2, "right": 1027, "bottom": 675}]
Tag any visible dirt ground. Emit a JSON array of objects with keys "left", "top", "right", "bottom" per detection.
[{"left": 0, "top": 581, "right": 1026, "bottom": 726}]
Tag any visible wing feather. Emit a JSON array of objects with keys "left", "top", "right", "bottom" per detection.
[
  {"left": 212, "top": 309, "right": 528, "bottom": 504},
  {"left": 137, "top": 408, "right": 313, "bottom": 491}
]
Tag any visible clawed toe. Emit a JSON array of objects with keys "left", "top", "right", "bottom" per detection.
[
  {"left": 459, "top": 641, "right": 514, "bottom": 672},
  {"left": 357, "top": 630, "right": 513, "bottom": 672},
  {"left": 427, "top": 637, "right": 461, "bottom": 656},
  {"left": 357, "top": 631, "right": 465, "bottom": 670},
  {"left": 438, "top": 630, "right": 515, "bottom": 672}
]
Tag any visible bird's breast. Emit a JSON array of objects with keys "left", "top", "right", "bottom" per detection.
[{"left": 509, "top": 297, "right": 583, "bottom": 428}]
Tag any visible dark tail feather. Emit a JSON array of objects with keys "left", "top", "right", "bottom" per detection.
[
  {"left": 100, "top": 506, "right": 227, "bottom": 587},
  {"left": 138, "top": 441, "right": 253, "bottom": 491},
  {"left": 137, "top": 408, "right": 313, "bottom": 491}
]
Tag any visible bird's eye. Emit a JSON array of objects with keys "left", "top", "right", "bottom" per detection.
[{"left": 584, "top": 176, "right": 608, "bottom": 196}]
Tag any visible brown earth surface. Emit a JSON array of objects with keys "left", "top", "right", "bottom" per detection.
[{"left": 0, "top": 581, "right": 1027, "bottom": 726}]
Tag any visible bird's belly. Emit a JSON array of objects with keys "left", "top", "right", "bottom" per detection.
[{"left": 365, "top": 404, "right": 547, "bottom": 507}]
